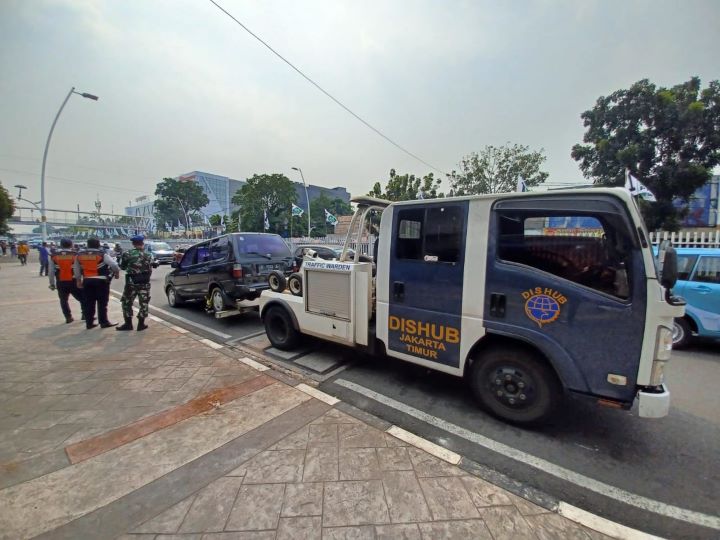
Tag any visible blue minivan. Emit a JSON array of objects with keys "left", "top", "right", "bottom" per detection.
[{"left": 671, "top": 248, "right": 720, "bottom": 347}]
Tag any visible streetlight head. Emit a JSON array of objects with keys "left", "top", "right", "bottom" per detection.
[
  {"left": 291, "top": 167, "right": 299, "bottom": 171},
  {"left": 14, "top": 184, "right": 28, "bottom": 190},
  {"left": 80, "top": 93, "right": 99, "bottom": 101}
]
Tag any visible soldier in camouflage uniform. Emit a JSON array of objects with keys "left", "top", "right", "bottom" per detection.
[{"left": 117, "top": 235, "right": 153, "bottom": 331}]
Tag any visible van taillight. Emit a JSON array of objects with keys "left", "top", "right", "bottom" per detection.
[{"left": 233, "top": 264, "right": 243, "bottom": 279}]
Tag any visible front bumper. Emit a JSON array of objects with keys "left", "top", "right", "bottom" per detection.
[{"left": 637, "top": 384, "right": 670, "bottom": 418}]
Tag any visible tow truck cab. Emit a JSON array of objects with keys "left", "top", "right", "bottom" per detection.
[{"left": 259, "top": 189, "right": 684, "bottom": 425}]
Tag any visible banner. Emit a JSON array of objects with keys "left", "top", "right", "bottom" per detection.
[{"left": 324, "top": 209, "right": 338, "bottom": 226}]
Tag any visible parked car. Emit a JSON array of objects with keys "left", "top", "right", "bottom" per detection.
[
  {"left": 669, "top": 247, "right": 720, "bottom": 347},
  {"left": 292, "top": 244, "right": 372, "bottom": 271},
  {"left": 164, "top": 233, "right": 294, "bottom": 313},
  {"left": 144, "top": 241, "right": 176, "bottom": 267}
]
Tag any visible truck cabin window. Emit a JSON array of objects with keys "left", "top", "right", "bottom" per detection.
[
  {"left": 396, "top": 206, "right": 463, "bottom": 263},
  {"left": 497, "top": 213, "right": 631, "bottom": 299}
]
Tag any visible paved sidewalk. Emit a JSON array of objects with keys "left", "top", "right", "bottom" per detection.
[{"left": 0, "top": 262, "right": 614, "bottom": 539}]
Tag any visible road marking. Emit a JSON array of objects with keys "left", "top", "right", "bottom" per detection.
[
  {"left": 199, "top": 338, "right": 224, "bottom": 350},
  {"left": 334, "top": 379, "right": 720, "bottom": 530},
  {"left": 109, "top": 290, "right": 232, "bottom": 340},
  {"left": 558, "top": 502, "right": 663, "bottom": 540},
  {"left": 238, "top": 356, "right": 269, "bottom": 372},
  {"left": 386, "top": 425, "right": 461, "bottom": 465},
  {"left": 295, "top": 383, "right": 339, "bottom": 405}
]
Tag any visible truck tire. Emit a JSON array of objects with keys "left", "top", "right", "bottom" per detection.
[
  {"left": 268, "top": 270, "right": 286, "bottom": 292},
  {"left": 166, "top": 285, "right": 185, "bottom": 307},
  {"left": 672, "top": 318, "right": 692, "bottom": 349},
  {"left": 264, "top": 305, "right": 301, "bottom": 350},
  {"left": 469, "top": 346, "right": 561, "bottom": 425},
  {"left": 288, "top": 273, "right": 303, "bottom": 296}
]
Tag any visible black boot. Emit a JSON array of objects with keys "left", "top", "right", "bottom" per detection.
[
  {"left": 116, "top": 317, "right": 133, "bottom": 331},
  {"left": 100, "top": 321, "right": 118, "bottom": 328},
  {"left": 136, "top": 317, "right": 148, "bottom": 331}
]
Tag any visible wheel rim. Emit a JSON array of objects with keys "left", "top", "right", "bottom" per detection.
[
  {"left": 268, "top": 313, "right": 288, "bottom": 344},
  {"left": 289, "top": 278, "right": 301, "bottom": 295},
  {"left": 487, "top": 365, "right": 537, "bottom": 409},
  {"left": 168, "top": 288, "right": 176, "bottom": 306},
  {"left": 212, "top": 290, "right": 224, "bottom": 312},
  {"left": 269, "top": 274, "right": 280, "bottom": 290},
  {"left": 672, "top": 321, "right": 684, "bottom": 344}
]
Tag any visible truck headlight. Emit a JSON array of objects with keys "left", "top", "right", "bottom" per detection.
[{"left": 650, "top": 327, "right": 673, "bottom": 386}]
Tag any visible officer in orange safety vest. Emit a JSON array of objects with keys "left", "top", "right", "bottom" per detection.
[
  {"left": 74, "top": 237, "right": 120, "bottom": 329},
  {"left": 48, "top": 238, "right": 86, "bottom": 323}
]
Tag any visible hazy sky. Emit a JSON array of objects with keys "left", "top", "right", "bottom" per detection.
[{"left": 1, "top": 0, "right": 718, "bottom": 218}]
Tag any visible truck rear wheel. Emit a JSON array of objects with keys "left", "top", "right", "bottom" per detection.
[
  {"left": 264, "top": 305, "right": 300, "bottom": 350},
  {"left": 469, "top": 346, "right": 561, "bottom": 425},
  {"left": 288, "top": 273, "right": 303, "bottom": 296}
]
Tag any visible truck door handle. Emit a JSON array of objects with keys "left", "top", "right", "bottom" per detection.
[
  {"left": 490, "top": 293, "right": 506, "bottom": 317},
  {"left": 393, "top": 281, "right": 405, "bottom": 301}
]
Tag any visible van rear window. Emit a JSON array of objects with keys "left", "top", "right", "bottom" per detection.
[{"left": 234, "top": 235, "right": 290, "bottom": 257}]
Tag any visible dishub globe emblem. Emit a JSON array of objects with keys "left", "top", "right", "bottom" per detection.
[{"left": 521, "top": 287, "right": 567, "bottom": 328}]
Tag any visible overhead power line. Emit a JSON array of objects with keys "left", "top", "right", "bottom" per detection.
[{"left": 207, "top": 0, "right": 443, "bottom": 174}]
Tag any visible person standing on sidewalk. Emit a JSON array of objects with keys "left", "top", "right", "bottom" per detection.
[
  {"left": 48, "top": 238, "right": 85, "bottom": 323},
  {"left": 38, "top": 242, "right": 50, "bottom": 276},
  {"left": 116, "top": 234, "right": 152, "bottom": 331},
  {"left": 17, "top": 242, "right": 29, "bottom": 265},
  {"left": 74, "top": 237, "right": 120, "bottom": 329}
]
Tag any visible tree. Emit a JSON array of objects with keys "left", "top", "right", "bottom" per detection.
[
  {"left": 232, "top": 173, "right": 297, "bottom": 233},
  {"left": 208, "top": 214, "right": 222, "bottom": 227},
  {"left": 368, "top": 169, "right": 443, "bottom": 201},
  {"left": 307, "top": 192, "right": 353, "bottom": 237},
  {"left": 571, "top": 77, "right": 720, "bottom": 230},
  {"left": 447, "top": 144, "right": 548, "bottom": 196},
  {"left": 0, "top": 182, "right": 15, "bottom": 235},
  {"left": 154, "top": 177, "right": 209, "bottom": 231}
]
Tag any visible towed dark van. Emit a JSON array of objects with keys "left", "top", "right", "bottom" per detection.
[{"left": 164, "top": 233, "right": 293, "bottom": 313}]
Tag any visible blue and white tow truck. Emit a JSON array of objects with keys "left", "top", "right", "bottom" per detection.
[{"left": 260, "top": 189, "right": 685, "bottom": 425}]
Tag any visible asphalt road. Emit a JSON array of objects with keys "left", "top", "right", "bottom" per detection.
[{"left": 117, "top": 266, "right": 720, "bottom": 539}]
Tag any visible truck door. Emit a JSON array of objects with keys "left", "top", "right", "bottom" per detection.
[
  {"left": 387, "top": 202, "right": 468, "bottom": 368},
  {"left": 485, "top": 196, "right": 647, "bottom": 402}
]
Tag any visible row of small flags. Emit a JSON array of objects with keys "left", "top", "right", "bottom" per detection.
[{"left": 263, "top": 206, "right": 338, "bottom": 230}]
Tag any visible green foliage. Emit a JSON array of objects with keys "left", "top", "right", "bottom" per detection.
[
  {"left": 208, "top": 214, "right": 222, "bottom": 227},
  {"left": 571, "top": 77, "right": 720, "bottom": 230},
  {"left": 154, "top": 177, "right": 209, "bottom": 231},
  {"left": 232, "top": 173, "right": 297, "bottom": 233},
  {"left": 447, "top": 144, "right": 548, "bottom": 195},
  {"left": 222, "top": 214, "right": 239, "bottom": 233},
  {"left": 368, "top": 169, "right": 443, "bottom": 201},
  {"left": 0, "top": 183, "right": 16, "bottom": 235}
]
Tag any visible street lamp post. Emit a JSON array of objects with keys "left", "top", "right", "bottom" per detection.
[
  {"left": 40, "top": 87, "right": 99, "bottom": 241},
  {"left": 291, "top": 167, "right": 311, "bottom": 237}
]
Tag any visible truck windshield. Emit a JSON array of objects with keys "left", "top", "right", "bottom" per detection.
[
  {"left": 151, "top": 242, "right": 172, "bottom": 251},
  {"left": 234, "top": 235, "right": 290, "bottom": 257}
]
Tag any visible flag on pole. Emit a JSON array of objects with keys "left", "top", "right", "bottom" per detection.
[
  {"left": 517, "top": 177, "right": 528, "bottom": 193},
  {"left": 291, "top": 203, "right": 304, "bottom": 217},
  {"left": 624, "top": 169, "right": 657, "bottom": 202},
  {"left": 416, "top": 189, "right": 425, "bottom": 200},
  {"left": 324, "top": 209, "right": 338, "bottom": 226},
  {"left": 264, "top": 209, "right": 270, "bottom": 231}
]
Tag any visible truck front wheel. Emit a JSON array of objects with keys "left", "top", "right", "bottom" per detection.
[
  {"left": 264, "top": 305, "right": 301, "bottom": 350},
  {"left": 469, "top": 346, "right": 561, "bottom": 425}
]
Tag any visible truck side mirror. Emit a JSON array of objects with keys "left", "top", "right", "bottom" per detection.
[
  {"left": 660, "top": 246, "right": 678, "bottom": 290},
  {"left": 170, "top": 261, "right": 179, "bottom": 268}
]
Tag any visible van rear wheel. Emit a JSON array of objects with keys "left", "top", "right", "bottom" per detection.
[
  {"left": 210, "top": 287, "right": 227, "bottom": 313},
  {"left": 264, "top": 306, "right": 300, "bottom": 350},
  {"left": 469, "top": 346, "right": 561, "bottom": 425}
]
